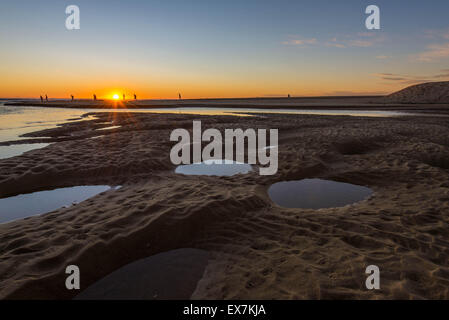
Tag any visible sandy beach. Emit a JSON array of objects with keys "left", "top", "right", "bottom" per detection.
[
  {"left": 1, "top": 103, "right": 448, "bottom": 299},
  {"left": 3, "top": 0, "right": 449, "bottom": 309}
]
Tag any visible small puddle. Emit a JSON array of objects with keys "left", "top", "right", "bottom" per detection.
[
  {"left": 0, "top": 185, "right": 112, "bottom": 223},
  {"left": 268, "top": 179, "right": 373, "bottom": 209},
  {"left": 96, "top": 125, "right": 121, "bottom": 131},
  {"left": 175, "top": 159, "right": 252, "bottom": 176},
  {"left": 76, "top": 248, "right": 209, "bottom": 300},
  {"left": 0, "top": 143, "right": 51, "bottom": 159}
]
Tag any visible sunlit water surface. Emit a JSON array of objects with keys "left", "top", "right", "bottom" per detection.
[{"left": 0, "top": 101, "right": 429, "bottom": 160}]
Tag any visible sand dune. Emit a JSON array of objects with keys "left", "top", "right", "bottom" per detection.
[
  {"left": 385, "top": 81, "right": 449, "bottom": 104},
  {"left": 0, "top": 112, "right": 448, "bottom": 299}
]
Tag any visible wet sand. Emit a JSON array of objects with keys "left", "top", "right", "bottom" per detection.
[{"left": 0, "top": 107, "right": 449, "bottom": 299}]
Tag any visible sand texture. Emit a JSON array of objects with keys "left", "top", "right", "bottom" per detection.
[{"left": 0, "top": 111, "right": 449, "bottom": 299}]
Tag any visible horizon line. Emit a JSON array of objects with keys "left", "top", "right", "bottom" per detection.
[{"left": 0, "top": 94, "right": 387, "bottom": 101}]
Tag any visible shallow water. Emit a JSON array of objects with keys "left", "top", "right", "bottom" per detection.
[
  {"left": 76, "top": 248, "right": 209, "bottom": 300},
  {"left": 268, "top": 179, "right": 373, "bottom": 209},
  {"left": 0, "top": 101, "right": 435, "bottom": 160},
  {"left": 0, "top": 103, "right": 95, "bottom": 143},
  {"left": 159, "top": 107, "right": 412, "bottom": 117},
  {"left": 96, "top": 125, "right": 121, "bottom": 131},
  {"left": 0, "top": 185, "right": 112, "bottom": 223},
  {"left": 175, "top": 159, "right": 252, "bottom": 176},
  {"left": 0, "top": 102, "right": 96, "bottom": 159},
  {"left": 0, "top": 143, "right": 51, "bottom": 160}
]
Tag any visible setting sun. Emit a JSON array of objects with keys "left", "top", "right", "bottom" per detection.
[{"left": 112, "top": 94, "right": 120, "bottom": 100}]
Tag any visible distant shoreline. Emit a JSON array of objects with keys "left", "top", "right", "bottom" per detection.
[
  {"left": 0, "top": 95, "right": 384, "bottom": 101},
  {"left": 3, "top": 96, "right": 449, "bottom": 113}
]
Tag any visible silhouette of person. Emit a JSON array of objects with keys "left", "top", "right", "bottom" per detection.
[
  {"left": 288, "top": 94, "right": 290, "bottom": 98},
  {"left": 134, "top": 93, "right": 137, "bottom": 100},
  {"left": 45, "top": 94, "right": 48, "bottom": 102},
  {"left": 93, "top": 94, "right": 97, "bottom": 101},
  {"left": 123, "top": 94, "right": 125, "bottom": 101},
  {"left": 71, "top": 95, "right": 74, "bottom": 102},
  {"left": 40, "top": 95, "right": 43, "bottom": 102},
  {"left": 178, "top": 93, "right": 182, "bottom": 100}
]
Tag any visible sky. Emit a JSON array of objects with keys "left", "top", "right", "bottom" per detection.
[{"left": 1, "top": 0, "right": 449, "bottom": 99}]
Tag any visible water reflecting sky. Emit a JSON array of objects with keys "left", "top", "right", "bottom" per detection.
[{"left": 268, "top": 179, "right": 373, "bottom": 209}]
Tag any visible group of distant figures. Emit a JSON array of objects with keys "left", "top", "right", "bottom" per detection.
[
  {"left": 37, "top": 92, "right": 292, "bottom": 102},
  {"left": 40, "top": 93, "right": 141, "bottom": 102}
]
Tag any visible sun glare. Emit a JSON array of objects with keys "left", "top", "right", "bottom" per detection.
[{"left": 112, "top": 94, "right": 120, "bottom": 100}]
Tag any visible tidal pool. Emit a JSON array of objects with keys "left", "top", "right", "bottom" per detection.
[
  {"left": 96, "top": 125, "right": 121, "bottom": 131},
  {"left": 0, "top": 143, "right": 50, "bottom": 160},
  {"left": 268, "top": 179, "right": 373, "bottom": 209},
  {"left": 0, "top": 185, "right": 112, "bottom": 223},
  {"left": 76, "top": 248, "right": 209, "bottom": 300},
  {"left": 175, "top": 159, "right": 252, "bottom": 176}
]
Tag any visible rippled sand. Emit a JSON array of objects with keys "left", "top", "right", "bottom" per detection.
[{"left": 0, "top": 111, "right": 449, "bottom": 299}]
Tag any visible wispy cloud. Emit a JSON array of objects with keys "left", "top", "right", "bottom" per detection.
[
  {"left": 374, "top": 69, "right": 449, "bottom": 85},
  {"left": 423, "top": 28, "right": 449, "bottom": 40},
  {"left": 334, "top": 32, "right": 384, "bottom": 48},
  {"left": 325, "top": 37, "right": 346, "bottom": 48},
  {"left": 281, "top": 38, "right": 317, "bottom": 46},
  {"left": 325, "top": 42, "right": 346, "bottom": 48},
  {"left": 409, "top": 28, "right": 449, "bottom": 62},
  {"left": 325, "top": 90, "right": 388, "bottom": 96},
  {"left": 349, "top": 40, "right": 374, "bottom": 47},
  {"left": 357, "top": 32, "right": 378, "bottom": 38},
  {"left": 434, "top": 69, "right": 449, "bottom": 78},
  {"left": 282, "top": 32, "right": 384, "bottom": 49},
  {"left": 375, "top": 55, "right": 390, "bottom": 59},
  {"left": 415, "top": 43, "right": 449, "bottom": 62}
]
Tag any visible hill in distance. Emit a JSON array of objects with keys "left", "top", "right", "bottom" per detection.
[{"left": 385, "top": 81, "right": 449, "bottom": 104}]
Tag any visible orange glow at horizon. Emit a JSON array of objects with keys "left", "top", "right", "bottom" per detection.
[
  {"left": 0, "top": 56, "right": 404, "bottom": 99},
  {"left": 0, "top": 69, "right": 402, "bottom": 99},
  {"left": 0, "top": 56, "right": 405, "bottom": 99}
]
